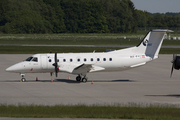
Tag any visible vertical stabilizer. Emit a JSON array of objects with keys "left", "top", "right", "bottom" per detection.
[{"left": 136, "top": 29, "right": 173, "bottom": 59}]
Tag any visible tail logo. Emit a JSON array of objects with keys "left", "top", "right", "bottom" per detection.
[{"left": 143, "top": 39, "right": 149, "bottom": 46}]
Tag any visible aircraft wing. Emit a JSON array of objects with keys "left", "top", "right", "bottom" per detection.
[
  {"left": 72, "top": 64, "right": 105, "bottom": 75},
  {"left": 74, "top": 64, "right": 92, "bottom": 71},
  {"left": 59, "top": 63, "right": 105, "bottom": 75}
]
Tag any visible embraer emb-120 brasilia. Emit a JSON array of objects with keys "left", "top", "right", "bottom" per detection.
[{"left": 6, "top": 29, "right": 173, "bottom": 82}]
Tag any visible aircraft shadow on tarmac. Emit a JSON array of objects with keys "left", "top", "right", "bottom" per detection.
[
  {"left": 56, "top": 79, "right": 134, "bottom": 83},
  {"left": 145, "top": 94, "right": 180, "bottom": 98},
  {"left": 4, "top": 79, "right": 134, "bottom": 83}
]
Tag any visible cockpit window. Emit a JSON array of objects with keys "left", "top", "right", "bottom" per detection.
[
  {"left": 32, "top": 57, "right": 38, "bottom": 62},
  {"left": 25, "top": 57, "right": 38, "bottom": 62},
  {"left": 25, "top": 57, "right": 33, "bottom": 61}
]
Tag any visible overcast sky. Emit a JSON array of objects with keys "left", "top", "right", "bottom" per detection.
[{"left": 132, "top": 0, "right": 180, "bottom": 13}]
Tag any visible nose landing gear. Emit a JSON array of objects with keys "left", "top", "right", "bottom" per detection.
[{"left": 20, "top": 73, "right": 26, "bottom": 82}]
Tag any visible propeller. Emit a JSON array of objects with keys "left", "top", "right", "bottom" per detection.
[
  {"left": 50, "top": 50, "right": 53, "bottom": 77},
  {"left": 52, "top": 52, "right": 59, "bottom": 77},
  {"left": 170, "top": 54, "right": 177, "bottom": 78},
  {"left": 50, "top": 72, "right": 53, "bottom": 77}
]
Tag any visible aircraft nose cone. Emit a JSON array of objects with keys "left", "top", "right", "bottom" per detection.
[
  {"left": 6, "top": 62, "right": 24, "bottom": 72},
  {"left": 6, "top": 66, "right": 15, "bottom": 72},
  {"left": 6, "top": 67, "right": 10, "bottom": 72}
]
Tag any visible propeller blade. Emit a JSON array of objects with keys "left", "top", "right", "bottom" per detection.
[
  {"left": 54, "top": 52, "right": 58, "bottom": 77},
  {"left": 170, "top": 54, "right": 177, "bottom": 78},
  {"left": 50, "top": 50, "right": 53, "bottom": 77},
  {"left": 170, "top": 63, "right": 174, "bottom": 78},
  {"left": 55, "top": 52, "right": 57, "bottom": 64},
  {"left": 55, "top": 68, "right": 58, "bottom": 77},
  {"left": 50, "top": 72, "right": 53, "bottom": 77},
  {"left": 174, "top": 54, "right": 177, "bottom": 62}
]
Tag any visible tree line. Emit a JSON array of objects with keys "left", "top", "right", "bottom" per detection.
[
  {"left": 137, "top": 11, "right": 180, "bottom": 30},
  {"left": 0, "top": 0, "right": 180, "bottom": 34}
]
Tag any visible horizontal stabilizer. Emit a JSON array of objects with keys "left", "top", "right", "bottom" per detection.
[{"left": 131, "top": 62, "right": 146, "bottom": 68}]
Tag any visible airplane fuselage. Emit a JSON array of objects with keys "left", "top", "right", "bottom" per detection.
[{"left": 7, "top": 52, "right": 152, "bottom": 74}]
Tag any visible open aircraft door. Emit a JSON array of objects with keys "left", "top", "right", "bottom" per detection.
[{"left": 40, "top": 55, "right": 47, "bottom": 69}]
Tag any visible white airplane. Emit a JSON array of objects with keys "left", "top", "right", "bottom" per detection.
[{"left": 6, "top": 29, "right": 172, "bottom": 82}]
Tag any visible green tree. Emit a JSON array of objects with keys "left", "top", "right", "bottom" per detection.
[
  {"left": 3, "top": 10, "right": 48, "bottom": 33},
  {"left": 0, "top": 1, "right": 8, "bottom": 29},
  {"left": 99, "top": 0, "right": 137, "bottom": 33},
  {"left": 1, "top": 0, "right": 58, "bottom": 33},
  {"left": 43, "top": 0, "right": 66, "bottom": 33},
  {"left": 61, "top": 0, "right": 109, "bottom": 33}
]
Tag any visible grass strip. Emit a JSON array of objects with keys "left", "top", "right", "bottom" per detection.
[
  {"left": 0, "top": 38, "right": 140, "bottom": 45},
  {"left": 0, "top": 104, "right": 180, "bottom": 120},
  {"left": 0, "top": 33, "right": 144, "bottom": 45},
  {"left": 0, "top": 32, "right": 180, "bottom": 46},
  {"left": 160, "top": 48, "right": 180, "bottom": 54},
  {"left": 0, "top": 46, "right": 180, "bottom": 54},
  {"left": 0, "top": 46, "right": 115, "bottom": 54},
  {"left": 1, "top": 38, "right": 180, "bottom": 46}
]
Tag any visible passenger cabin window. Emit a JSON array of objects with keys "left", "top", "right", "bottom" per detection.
[
  {"left": 109, "top": 58, "right": 112, "bottom": 61},
  {"left": 70, "top": 59, "right": 73, "bottom": 62},
  {"left": 49, "top": 59, "right": 52, "bottom": 62},
  {"left": 77, "top": 59, "right": 80, "bottom": 62},
  {"left": 84, "top": 58, "right": 87, "bottom": 62},
  {"left": 57, "top": 59, "right": 59, "bottom": 62},
  {"left": 103, "top": 58, "right": 106, "bottom": 61},
  {"left": 25, "top": 57, "right": 33, "bottom": 61},
  {"left": 91, "top": 58, "right": 93, "bottom": 61},
  {"left": 97, "top": 58, "right": 100, "bottom": 61},
  {"left": 32, "top": 57, "right": 38, "bottom": 62},
  {"left": 63, "top": 59, "right": 66, "bottom": 62}
]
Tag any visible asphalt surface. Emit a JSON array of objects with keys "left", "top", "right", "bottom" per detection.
[
  {"left": 1, "top": 54, "right": 180, "bottom": 120},
  {"left": 1, "top": 54, "right": 180, "bottom": 106}
]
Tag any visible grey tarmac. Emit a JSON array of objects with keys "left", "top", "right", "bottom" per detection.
[{"left": 0, "top": 54, "right": 180, "bottom": 106}]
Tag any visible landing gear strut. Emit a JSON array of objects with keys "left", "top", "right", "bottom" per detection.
[
  {"left": 76, "top": 75, "right": 88, "bottom": 83},
  {"left": 20, "top": 73, "right": 26, "bottom": 82}
]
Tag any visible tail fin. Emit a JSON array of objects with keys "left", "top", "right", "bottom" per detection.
[{"left": 136, "top": 29, "right": 173, "bottom": 59}]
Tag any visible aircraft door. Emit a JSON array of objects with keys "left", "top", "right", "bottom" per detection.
[{"left": 40, "top": 55, "right": 48, "bottom": 69}]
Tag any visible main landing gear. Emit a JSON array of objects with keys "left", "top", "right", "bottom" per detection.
[
  {"left": 76, "top": 75, "right": 88, "bottom": 83},
  {"left": 20, "top": 73, "right": 26, "bottom": 82}
]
